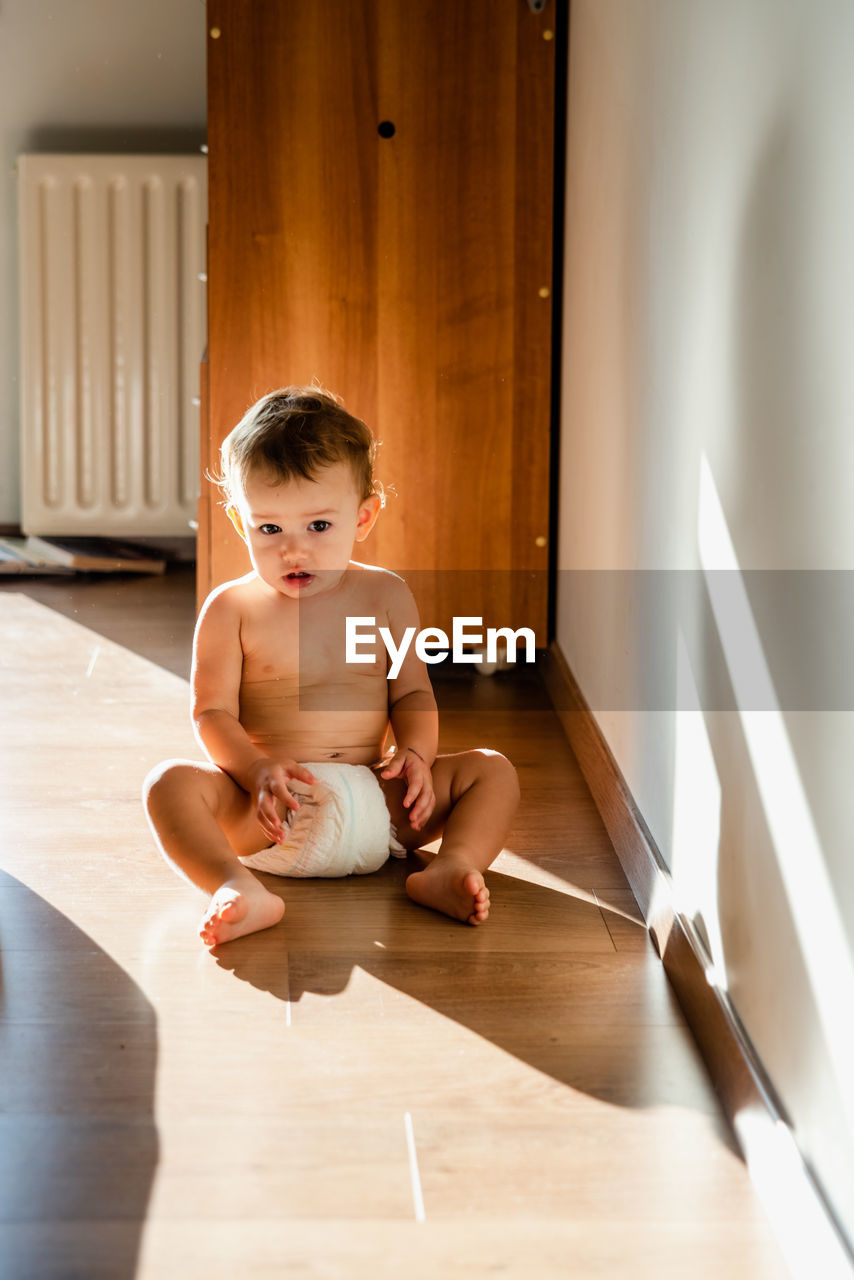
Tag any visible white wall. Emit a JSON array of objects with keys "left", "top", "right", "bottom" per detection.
[
  {"left": 0, "top": 0, "right": 206, "bottom": 525},
  {"left": 558, "top": 0, "right": 854, "bottom": 1251}
]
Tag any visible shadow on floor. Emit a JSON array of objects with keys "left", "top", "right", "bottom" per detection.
[
  {"left": 210, "top": 853, "right": 736, "bottom": 1145},
  {"left": 0, "top": 870, "right": 158, "bottom": 1280}
]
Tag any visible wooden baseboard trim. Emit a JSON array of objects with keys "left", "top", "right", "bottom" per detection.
[{"left": 542, "top": 640, "right": 854, "bottom": 1276}]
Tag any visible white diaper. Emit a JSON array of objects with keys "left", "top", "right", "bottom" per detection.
[{"left": 240, "top": 762, "right": 406, "bottom": 878}]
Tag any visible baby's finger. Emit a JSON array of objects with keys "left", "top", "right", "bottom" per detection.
[
  {"left": 380, "top": 753, "right": 406, "bottom": 780},
  {"left": 256, "top": 807, "right": 283, "bottom": 844},
  {"left": 260, "top": 818, "right": 283, "bottom": 845},
  {"left": 410, "top": 794, "right": 435, "bottom": 830},
  {"left": 258, "top": 784, "right": 283, "bottom": 817},
  {"left": 268, "top": 779, "right": 299, "bottom": 812},
  {"left": 256, "top": 790, "right": 284, "bottom": 838},
  {"left": 258, "top": 788, "right": 281, "bottom": 829},
  {"left": 403, "top": 776, "right": 421, "bottom": 809}
]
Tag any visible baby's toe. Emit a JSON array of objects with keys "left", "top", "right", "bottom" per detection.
[
  {"left": 200, "top": 900, "right": 233, "bottom": 944},
  {"left": 472, "top": 894, "right": 490, "bottom": 923}
]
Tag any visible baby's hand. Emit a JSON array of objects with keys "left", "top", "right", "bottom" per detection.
[
  {"left": 247, "top": 758, "right": 318, "bottom": 845},
  {"left": 380, "top": 747, "right": 435, "bottom": 832}
]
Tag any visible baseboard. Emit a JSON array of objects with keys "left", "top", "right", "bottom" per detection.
[{"left": 542, "top": 640, "right": 854, "bottom": 1279}]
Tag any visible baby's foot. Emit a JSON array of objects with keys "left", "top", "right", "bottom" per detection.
[
  {"left": 405, "top": 856, "right": 490, "bottom": 925},
  {"left": 199, "top": 878, "right": 284, "bottom": 947}
]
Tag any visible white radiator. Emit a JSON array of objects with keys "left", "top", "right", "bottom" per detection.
[{"left": 17, "top": 154, "right": 207, "bottom": 537}]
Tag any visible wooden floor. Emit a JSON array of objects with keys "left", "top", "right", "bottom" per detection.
[{"left": 0, "top": 570, "right": 789, "bottom": 1278}]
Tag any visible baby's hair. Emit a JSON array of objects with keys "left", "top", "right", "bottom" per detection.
[{"left": 213, "top": 385, "right": 384, "bottom": 506}]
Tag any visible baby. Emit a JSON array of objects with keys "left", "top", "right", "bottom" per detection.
[{"left": 144, "top": 387, "right": 520, "bottom": 946}]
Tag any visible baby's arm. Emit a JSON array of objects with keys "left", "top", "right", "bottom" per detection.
[
  {"left": 379, "top": 576, "right": 439, "bottom": 830},
  {"left": 191, "top": 586, "right": 316, "bottom": 843}
]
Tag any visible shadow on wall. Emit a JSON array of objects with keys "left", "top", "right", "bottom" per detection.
[
  {"left": 24, "top": 125, "right": 206, "bottom": 153},
  {"left": 0, "top": 870, "right": 158, "bottom": 1279}
]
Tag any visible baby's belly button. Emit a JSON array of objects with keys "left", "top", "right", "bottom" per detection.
[{"left": 318, "top": 746, "right": 381, "bottom": 765}]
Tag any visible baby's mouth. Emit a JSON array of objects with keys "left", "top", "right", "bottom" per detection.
[{"left": 285, "top": 570, "right": 315, "bottom": 587}]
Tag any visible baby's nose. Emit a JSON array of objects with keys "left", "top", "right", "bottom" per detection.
[{"left": 280, "top": 534, "right": 306, "bottom": 561}]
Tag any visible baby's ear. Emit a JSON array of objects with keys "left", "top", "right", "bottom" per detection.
[
  {"left": 226, "top": 505, "right": 247, "bottom": 542},
  {"left": 355, "top": 493, "right": 382, "bottom": 542}
]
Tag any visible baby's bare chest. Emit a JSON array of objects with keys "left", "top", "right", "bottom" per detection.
[{"left": 241, "top": 610, "right": 387, "bottom": 688}]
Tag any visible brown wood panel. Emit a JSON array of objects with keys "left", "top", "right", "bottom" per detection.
[
  {"left": 206, "top": 0, "right": 380, "bottom": 591},
  {"left": 204, "top": 0, "right": 554, "bottom": 637},
  {"left": 196, "top": 349, "right": 211, "bottom": 613}
]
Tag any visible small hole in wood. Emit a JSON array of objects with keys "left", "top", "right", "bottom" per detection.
[{"left": 377, "top": 121, "right": 396, "bottom": 139}]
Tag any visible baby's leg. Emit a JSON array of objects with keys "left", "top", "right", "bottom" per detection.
[
  {"left": 380, "top": 749, "right": 520, "bottom": 925},
  {"left": 143, "top": 759, "right": 283, "bottom": 947}
]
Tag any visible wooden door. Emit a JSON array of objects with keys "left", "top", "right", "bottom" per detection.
[{"left": 203, "top": 0, "right": 555, "bottom": 639}]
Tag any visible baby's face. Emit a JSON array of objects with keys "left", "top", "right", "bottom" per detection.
[{"left": 228, "top": 461, "right": 380, "bottom": 599}]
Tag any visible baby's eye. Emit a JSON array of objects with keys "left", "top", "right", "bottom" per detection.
[
  {"left": 308, "top": 520, "right": 331, "bottom": 533},
  {"left": 259, "top": 523, "right": 281, "bottom": 536}
]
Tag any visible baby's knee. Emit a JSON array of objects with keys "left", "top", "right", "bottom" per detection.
[
  {"left": 472, "top": 749, "right": 520, "bottom": 800},
  {"left": 142, "top": 758, "right": 200, "bottom": 813}
]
